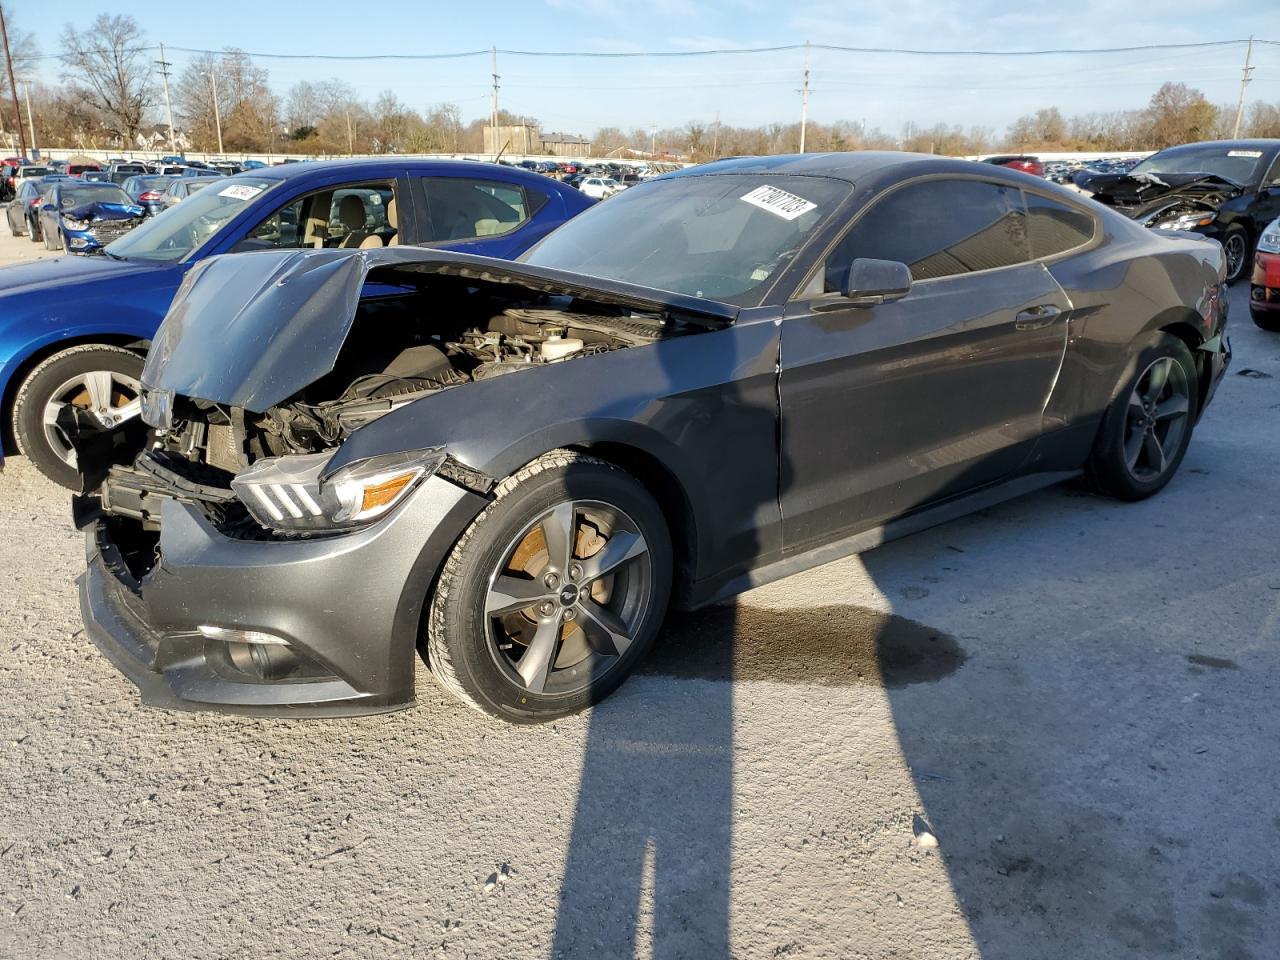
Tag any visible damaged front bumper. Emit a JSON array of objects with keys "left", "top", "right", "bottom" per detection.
[{"left": 77, "top": 474, "right": 487, "bottom": 717}]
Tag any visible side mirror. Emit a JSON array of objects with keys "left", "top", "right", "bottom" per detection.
[
  {"left": 40, "top": 203, "right": 54, "bottom": 212},
  {"left": 841, "top": 258, "right": 912, "bottom": 305}
]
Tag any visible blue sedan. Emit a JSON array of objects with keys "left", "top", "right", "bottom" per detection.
[
  {"left": 37, "top": 181, "right": 147, "bottom": 254},
  {"left": 0, "top": 158, "right": 595, "bottom": 488}
]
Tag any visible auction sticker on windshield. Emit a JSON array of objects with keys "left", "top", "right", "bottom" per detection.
[
  {"left": 741, "top": 185, "right": 817, "bottom": 221},
  {"left": 1228, "top": 150, "right": 1263, "bottom": 158},
  {"left": 219, "top": 184, "right": 264, "bottom": 201}
]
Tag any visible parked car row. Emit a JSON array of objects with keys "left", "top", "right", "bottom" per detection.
[{"left": 0, "top": 149, "right": 1238, "bottom": 724}]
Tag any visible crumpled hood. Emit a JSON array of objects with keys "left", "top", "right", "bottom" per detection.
[
  {"left": 143, "top": 247, "right": 739, "bottom": 413},
  {"left": 63, "top": 200, "right": 145, "bottom": 222},
  {"left": 1076, "top": 171, "right": 1242, "bottom": 211}
]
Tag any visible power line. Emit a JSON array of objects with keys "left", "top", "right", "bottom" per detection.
[{"left": 12, "top": 38, "right": 1280, "bottom": 64}]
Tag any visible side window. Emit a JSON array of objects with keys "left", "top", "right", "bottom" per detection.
[
  {"left": 240, "top": 182, "right": 397, "bottom": 251},
  {"left": 422, "top": 177, "right": 532, "bottom": 242},
  {"left": 825, "top": 179, "right": 1029, "bottom": 289},
  {"left": 1024, "top": 192, "right": 1096, "bottom": 259},
  {"left": 1263, "top": 154, "right": 1280, "bottom": 186}
]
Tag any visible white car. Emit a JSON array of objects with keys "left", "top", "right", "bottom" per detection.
[{"left": 578, "top": 176, "right": 624, "bottom": 200}]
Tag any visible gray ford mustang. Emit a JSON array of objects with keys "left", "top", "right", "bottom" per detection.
[{"left": 75, "top": 152, "right": 1231, "bottom": 722}]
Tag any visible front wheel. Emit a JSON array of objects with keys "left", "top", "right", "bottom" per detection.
[
  {"left": 426, "top": 451, "right": 672, "bottom": 723},
  {"left": 11, "top": 344, "right": 146, "bottom": 490},
  {"left": 1251, "top": 305, "right": 1280, "bottom": 332},
  {"left": 1221, "top": 225, "right": 1249, "bottom": 285},
  {"left": 1085, "top": 333, "right": 1198, "bottom": 501}
]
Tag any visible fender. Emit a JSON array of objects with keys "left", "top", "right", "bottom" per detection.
[{"left": 329, "top": 317, "right": 785, "bottom": 585}]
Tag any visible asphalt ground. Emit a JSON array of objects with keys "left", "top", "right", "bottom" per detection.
[{"left": 0, "top": 226, "right": 1276, "bottom": 959}]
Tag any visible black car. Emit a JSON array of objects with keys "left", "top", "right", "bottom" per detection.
[
  {"left": 121, "top": 174, "right": 178, "bottom": 216},
  {"left": 1078, "top": 139, "right": 1280, "bottom": 284},
  {"left": 77, "top": 153, "right": 1230, "bottom": 723}
]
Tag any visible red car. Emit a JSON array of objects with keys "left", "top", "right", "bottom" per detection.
[
  {"left": 66, "top": 162, "right": 103, "bottom": 178},
  {"left": 979, "top": 154, "right": 1045, "bottom": 177},
  {"left": 1250, "top": 217, "right": 1280, "bottom": 331}
]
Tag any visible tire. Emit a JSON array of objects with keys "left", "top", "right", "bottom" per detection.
[
  {"left": 426, "top": 450, "right": 672, "bottom": 723},
  {"left": 8, "top": 215, "right": 19, "bottom": 238},
  {"left": 27, "top": 216, "right": 40, "bottom": 243},
  {"left": 11, "top": 344, "right": 146, "bottom": 490},
  {"left": 42, "top": 221, "right": 57, "bottom": 251},
  {"left": 1221, "top": 224, "right": 1249, "bottom": 285},
  {"left": 1251, "top": 305, "right": 1280, "bottom": 332},
  {"left": 1085, "top": 332, "right": 1198, "bottom": 501}
]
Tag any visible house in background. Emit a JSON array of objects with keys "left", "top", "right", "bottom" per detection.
[{"left": 136, "top": 124, "right": 192, "bottom": 152}]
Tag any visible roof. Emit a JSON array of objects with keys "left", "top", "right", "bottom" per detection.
[
  {"left": 669, "top": 151, "right": 967, "bottom": 182},
  {"left": 1150, "top": 139, "right": 1280, "bottom": 154},
  {"left": 239, "top": 156, "right": 552, "bottom": 185},
  {"left": 540, "top": 131, "right": 591, "bottom": 144}
]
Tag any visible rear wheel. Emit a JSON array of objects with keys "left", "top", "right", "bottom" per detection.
[
  {"left": 27, "top": 215, "right": 40, "bottom": 243},
  {"left": 1085, "top": 333, "right": 1197, "bottom": 501},
  {"left": 11, "top": 345, "right": 145, "bottom": 490},
  {"left": 426, "top": 451, "right": 672, "bottom": 723}
]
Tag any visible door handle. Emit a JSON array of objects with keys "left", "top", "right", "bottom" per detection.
[{"left": 1015, "top": 304, "right": 1063, "bottom": 330}]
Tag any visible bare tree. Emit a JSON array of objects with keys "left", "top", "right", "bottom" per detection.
[
  {"left": 0, "top": 3, "right": 37, "bottom": 140},
  {"left": 59, "top": 14, "right": 152, "bottom": 145},
  {"left": 1143, "top": 82, "right": 1219, "bottom": 149}
]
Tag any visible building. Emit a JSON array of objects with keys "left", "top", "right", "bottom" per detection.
[
  {"left": 538, "top": 131, "right": 592, "bottom": 158},
  {"left": 483, "top": 124, "right": 593, "bottom": 158},
  {"left": 136, "top": 124, "right": 192, "bottom": 152},
  {"left": 483, "top": 124, "right": 539, "bottom": 156}
]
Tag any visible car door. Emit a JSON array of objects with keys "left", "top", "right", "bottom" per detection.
[{"left": 778, "top": 177, "right": 1071, "bottom": 553}]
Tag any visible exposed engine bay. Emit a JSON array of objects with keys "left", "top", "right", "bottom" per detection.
[
  {"left": 1079, "top": 171, "right": 1241, "bottom": 228},
  {"left": 89, "top": 273, "right": 713, "bottom": 545}
]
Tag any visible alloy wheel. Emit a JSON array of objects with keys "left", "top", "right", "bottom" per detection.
[
  {"left": 1223, "top": 233, "right": 1247, "bottom": 281},
  {"left": 485, "top": 499, "right": 653, "bottom": 696},
  {"left": 42, "top": 370, "right": 143, "bottom": 468},
  {"left": 1123, "top": 355, "right": 1190, "bottom": 482}
]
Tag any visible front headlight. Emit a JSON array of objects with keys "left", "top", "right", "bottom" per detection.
[
  {"left": 1155, "top": 212, "right": 1215, "bottom": 231},
  {"left": 62, "top": 217, "right": 90, "bottom": 231},
  {"left": 231, "top": 447, "right": 446, "bottom": 534},
  {"left": 1257, "top": 220, "right": 1280, "bottom": 254}
]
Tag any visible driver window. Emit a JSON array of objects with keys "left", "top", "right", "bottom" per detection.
[
  {"left": 824, "top": 179, "right": 1030, "bottom": 290},
  {"left": 241, "top": 182, "right": 397, "bottom": 251}
]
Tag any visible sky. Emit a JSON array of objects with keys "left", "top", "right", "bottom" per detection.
[{"left": 17, "top": 0, "right": 1280, "bottom": 137}]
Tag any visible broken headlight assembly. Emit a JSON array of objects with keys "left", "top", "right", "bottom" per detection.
[
  {"left": 1156, "top": 211, "right": 1216, "bottom": 231},
  {"left": 230, "top": 447, "right": 446, "bottom": 535}
]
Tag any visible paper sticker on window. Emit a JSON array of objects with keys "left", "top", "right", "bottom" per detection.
[
  {"left": 1228, "top": 150, "right": 1263, "bottom": 158},
  {"left": 218, "top": 184, "right": 264, "bottom": 201},
  {"left": 741, "top": 185, "right": 817, "bottom": 221}
]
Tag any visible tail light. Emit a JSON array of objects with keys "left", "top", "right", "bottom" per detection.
[
  {"left": 139, "top": 191, "right": 161, "bottom": 201},
  {"left": 29, "top": 196, "right": 40, "bottom": 206}
]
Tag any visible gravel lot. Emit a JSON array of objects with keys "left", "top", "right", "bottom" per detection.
[{"left": 0, "top": 227, "right": 1277, "bottom": 960}]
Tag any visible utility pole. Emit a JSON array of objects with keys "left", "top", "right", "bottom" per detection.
[
  {"left": 490, "top": 45, "right": 500, "bottom": 159},
  {"left": 0, "top": 4, "right": 27, "bottom": 159},
  {"left": 712, "top": 110, "right": 720, "bottom": 159},
  {"left": 798, "top": 40, "right": 810, "bottom": 153},
  {"left": 23, "top": 80, "right": 33, "bottom": 157},
  {"left": 1232, "top": 36, "right": 1254, "bottom": 139},
  {"left": 156, "top": 43, "right": 177, "bottom": 154},
  {"left": 345, "top": 109, "right": 353, "bottom": 154},
  {"left": 206, "top": 70, "right": 224, "bottom": 154},
  {"left": 650, "top": 123, "right": 656, "bottom": 158}
]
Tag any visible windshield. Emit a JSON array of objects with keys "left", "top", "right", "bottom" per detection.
[
  {"left": 61, "top": 184, "right": 131, "bottom": 207},
  {"left": 524, "top": 174, "right": 849, "bottom": 304},
  {"left": 1130, "top": 145, "right": 1270, "bottom": 185},
  {"left": 106, "top": 176, "right": 278, "bottom": 262}
]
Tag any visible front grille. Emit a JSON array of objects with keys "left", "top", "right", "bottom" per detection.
[{"left": 89, "top": 218, "right": 143, "bottom": 243}]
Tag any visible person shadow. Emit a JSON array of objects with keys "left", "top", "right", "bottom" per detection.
[{"left": 548, "top": 308, "right": 781, "bottom": 958}]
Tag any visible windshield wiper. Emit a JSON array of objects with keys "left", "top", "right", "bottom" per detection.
[{"left": 102, "top": 249, "right": 127, "bottom": 262}]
